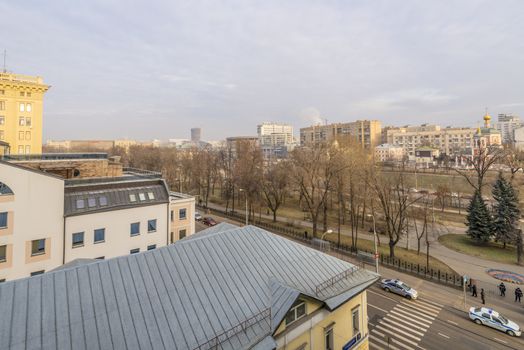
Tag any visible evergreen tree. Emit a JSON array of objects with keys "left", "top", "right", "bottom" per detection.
[
  {"left": 466, "top": 190, "right": 492, "bottom": 243},
  {"left": 492, "top": 173, "right": 520, "bottom": 248}
]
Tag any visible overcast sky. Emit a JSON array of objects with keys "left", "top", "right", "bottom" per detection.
[{"left": 1, "top": 0, "right": 523, "bottom": 141}]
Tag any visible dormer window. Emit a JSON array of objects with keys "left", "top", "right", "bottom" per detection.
[{"left": 285, "top": 299, "right": 306, "bottom": 325}]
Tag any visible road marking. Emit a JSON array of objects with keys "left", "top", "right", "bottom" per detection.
[
  {"left": 438, "top": 332, "right": 450, "bottom": 339},
  {"left": 386, "top": 314, "right": 427, "bottom": 332},
  {"left": 394, "top": 306, "right": 434, "bottom": 324},
  {"left": 370, "top": 335, "right": 402, "bottom": 350},
  {"left": 446, "top": 320, "right": 458, "bottom": 326},
  {"left": 493, "top": 337, "right": 508, "bottom": 344},
  {"left": 400, "top": 302, "right": 440, "bottom": 318},
  {"left": 396, "top": 304, "right": 435, "bottom": 320},
  {"left": 369, "top": 322, "right": 376, "bottom": 327},
  {"left": 376, "top": 323, "right": 421, "bottom": 343},
  {"left": 390, "top": 309, "right": 432, "bottom": 328},
  {"left": 368, "top": 303, "right": 389, "bottom": 314},
  {"left": 381, "top": 317, "right": 425, "bottom": 337},
  {"left": 419, "top": 298, "right": 444, "bottom": 308},
  {"left": 415, "top": 300, "right": 442, "bottom": 312},
  {"left": 372, "top": 329, "right": 386, "bottom": 338},
  {"left": 410, "top": 301, "right": 442, "bottom": 314}
]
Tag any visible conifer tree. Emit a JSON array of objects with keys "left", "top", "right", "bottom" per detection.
[
  {"left": 466, "top": 190, "right": 492, "bottom": 243},
  {"left": 492, "top": 173, "right": 520, "bottom": 248}
]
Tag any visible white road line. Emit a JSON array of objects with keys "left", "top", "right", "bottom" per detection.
[
  {"left": 381, "top": 318, "right": 425, "bottom": 337},
  {"left": 370, "top": 335, "right": 402, "bottom": 350},
  {"left": 410, "top": 301, "right": 442, "bottom": 314},
  {"left": 438, "top": 333, "right": 450, "bottom": 339},
  {"left": 414, "top": 299, "right": 443, "bottom": 311},
  {"left": 396, "top": 304, "right": 436, "bottom": 320},
  {"left": 385, "top": 314, "right": 428, "bottom": 332},
  {"left": 369, "top": 322, "right": 376, "bottom": 327},
  {"left": 368, "top": 303, "right": 389, "bottom": 314},
  {"left": 446, "top": 320, "right": 458, "bottom": 326},
  {"left": 377, "top": 323, "right": 422, "bottom": 342},
  {"left": 372, "top": 329, "right": 386, "bottom": 338},
  {"left": 390, "top": 309, "right": 432, "bottom": 328},
  {"left": 394, "top": 306, "right": 434, "bottom": 325},
  {"left": 399, "top": 302, "right": 439, "bottom": 318},
  {"left": 369, "top": 341, "right": 387, "bottom": 350},
  {"left": 494, "top": 337, "right": 508, "bottom": 344},
  {"left": 390, "top": 337, "right": 417, "bottom": 350},
  {"left": 419, "top": 298, "right": 445, "bottom": 308}
]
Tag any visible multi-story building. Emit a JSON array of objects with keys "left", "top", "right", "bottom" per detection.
[
  {"left": 0, "top": 72, "right": 50, "bottom": 155},
  {"left": 495, "top": 113, "right": 521, "bottom": 144},
  {"left": 257, "top": 122, "right": 296, "bottom": 158},
  {"left": 374, "top": 143, "right": 405, "bottom": 162},
  {"left": 0, "top": 223, "right": 379, "bottom": 350},
  {"left": 0, "top": 153, "right": 195, "bottom": 282},
  {"left": 300, "top": 120, "right": 382, "bottom": 149},
  {"left": 514, "top": 126, "right": 524, "bottom": 151}
]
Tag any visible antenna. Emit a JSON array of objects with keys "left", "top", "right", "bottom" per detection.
[{"left": 2, "top": 50, "right": 6, "bottom": 73}]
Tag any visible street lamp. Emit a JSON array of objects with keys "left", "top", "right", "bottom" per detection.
[
  {"left": 367, "top": 213, "right": 379, "bottom": 274},
  {"left": 239, "top": 188, "right": 248, "bottom": 226},
  {"left": 320, "top": 229, "right": 333, "bottom": 241}
]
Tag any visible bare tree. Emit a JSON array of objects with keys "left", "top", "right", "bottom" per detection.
[{"left": 261, "top": 161, "right": 289, "bottom": 222}]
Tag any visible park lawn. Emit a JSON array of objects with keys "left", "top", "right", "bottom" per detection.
[
  {"left": 323, "top": 232, "right": 456, "bottom": 276},
  {"left": 438, "top": 234, "right": 517, "bottom": 265}
]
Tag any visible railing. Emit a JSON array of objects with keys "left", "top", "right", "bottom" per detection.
[
  {"left": 315, "top": 266, "right": 360, "bottom": 296},
  {"left": 193, "top": 308, "right": 271, "bottom": 350}
]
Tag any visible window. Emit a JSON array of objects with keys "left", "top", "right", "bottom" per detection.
[
  {"left": 26, "top": 103, "right": 32, "bottom": 111},
  {"left": 324, "top": 327, "right": 334, "bottom": 350},
  {"left": 19, "top": 131, "right": 24, "bottom": 140},
  {"left": 0, "top": 212, "right": 7, "bottom": 228},
  {"left": 147, "top": 244, "right": 156, "bottom": 250},
  {"left": 0, "top": 245, "right": 6, "bottom": 262},
  {"left": 87, "top": 197, "right": 96, "bottom": 207},
  {"left": 99, "top": 196, "right": 107, "bottom": 206},
  {"left": 129, "top": 194, "right": 137, "bottom": 202},
  {"left": 148, "top": 192, "right": 155, "bottom": 199},
  {"left": 30, "top": 270, "right": 45, "bottom": 276},
  {"left": 19, "top": 117, "right": 25, "bottom": 126},
  {"left": 179, "top": 208, "right": 187, "bottom": 220},
  {"left": 94, "top": 228, "right": 105, "bottom": 243},
  {"left": 0, "top": 101, "right": 4, "bottom": 110},
  {"left": 130, "top": 222, "right": 140, "bottom": 236},
  {"left": 25, "top": 131, "right": 31, "bottom": 140},
  {"left": 20, "top": 91, "right": 25, "bottom": 97},
  {"left": 0, "top": 89, "right": 3, "bottom": 95},
  {"left": 352, "top": 306, "right": 360, "bottom": 336},
  {"left": 179, "top": 229, "right": 186, "bottom": 239},
  {"left": 72, "top": 232, "right": 84, "bottom": 247},
  {"left": 138, "top": 193, "right": 146, "bottom": 201},
  {"left": 170, "top": 210, "right": 174, "bottom": 221},
  {"left": 76, "top": 199, "right": 85, "bottom": 209},
  {"left": 95, "top": 256, "right": 105, "bottom": 260},
  {"left": 0, "top": 279, "right": 5, "bottom": 283},
  {"left": 130, "top": 248, "right": 140, "bottom": 254},
  {"left": 285, "top": 300, "right": 306, "bottom": 325},
  {"left": 147, "top": 219, "right": 157, "bottom": 233},
  {"left": 25, "top": 146, "right": 30, "bottom": 154},
  {"left": 18, "top": 145, "right": 24, "bottom": 154},
  {"left": 31, "top": 239, "right": 46, "bottom": 256},
  {"left": 0, "top": 116, "right": 4, "bottom": 125},
  {"left": 25, "top": 117, "right": 31, "bottom": 127},
  {"left": 19, "top": 103, "right": 25, "bottom": 112}
]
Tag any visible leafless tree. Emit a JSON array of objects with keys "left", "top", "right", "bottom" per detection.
[{"left": 261, "top": 161, "right": 289, "bottom": 222}]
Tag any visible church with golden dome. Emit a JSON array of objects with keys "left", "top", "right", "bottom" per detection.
[{"left": 474, "top": 110, "right": 502, "bottom": 150}]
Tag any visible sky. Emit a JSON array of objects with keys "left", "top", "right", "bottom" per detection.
[{"left": 1, "top": 0, "right": 523, "bottom": 141}]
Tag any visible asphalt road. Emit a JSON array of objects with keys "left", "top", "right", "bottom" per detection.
[{"left": 367, "top": 284, "right": 524, "bottom": 350}]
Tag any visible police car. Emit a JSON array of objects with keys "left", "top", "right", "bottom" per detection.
[
  {"left": 380, "top": 279, "right": 418, "bottom": 300},
  {"left": 469, "top": 307, "right": 521, "bottom": 337}
]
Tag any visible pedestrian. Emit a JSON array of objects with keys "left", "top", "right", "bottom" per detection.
[
  {"left": 481, "top": 288, "right": 485, "bottom": 305},
  {"left": 499, "top": 282, "right": 506, "bottom": 297},
  {"left": 471, "top": 284, "right": 477, "bottom": 297},
  {"left": 516, "top": 287, "right": 523, "bottom": 303}
]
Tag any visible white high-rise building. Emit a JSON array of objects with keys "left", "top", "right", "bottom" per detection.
[
  {"left": 495, "top": 114, "right": 521, "bottom": 144},
  {"left": 257, "top": 122, "right": 295, "bottom": 158}
]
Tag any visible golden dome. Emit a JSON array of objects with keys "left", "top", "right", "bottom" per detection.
[{"left": 484, "top": 113, "right": 491, "bottom": 121}]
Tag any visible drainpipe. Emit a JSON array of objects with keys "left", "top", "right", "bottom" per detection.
[
  {"left": 62, "top": 215, "right": 66, "bottom": 264},
  {"left": 167, "top": 202, "right": 170, "bottom": 245}
]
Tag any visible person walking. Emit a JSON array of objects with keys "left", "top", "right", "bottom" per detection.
[
  {"left": 516, "top": 287, "right": 523, "bottom": 303},
  {"left": 499, "top": 282, "right": 506, "bottom": 297},
  {"left": 471, "top": 284, "right": 477, "bottom": 297},
  {"left": 481, "top": 288, "right": 485, "bottom": 305}
]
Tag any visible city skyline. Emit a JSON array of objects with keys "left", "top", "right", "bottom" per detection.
[{"left": 2, "top": 0, "right": 523, "bottom": 140}]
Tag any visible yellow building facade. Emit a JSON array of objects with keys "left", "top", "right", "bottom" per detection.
[{"left": 0, "top": 72, "right": 49, "bottom": 155}]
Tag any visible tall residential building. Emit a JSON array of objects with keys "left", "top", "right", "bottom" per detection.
[
  {"left": 0, "top": 72, "right": 50, "bottom": 155},
  {"left": 257, "top": 122, "right": 295, "bottom": 158},
  {"left": 495, "top": 113, "right": 521, "bottom": 144},
  {"left": 300, "top": 120, "right": 382, "bottom": 148},
  {"left": 191, "top": 127, "right": 202, "bottom": 142}
]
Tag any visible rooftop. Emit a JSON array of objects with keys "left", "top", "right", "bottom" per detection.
[{"left": 0, "top": 224, "right": 378, "bottom": 350}]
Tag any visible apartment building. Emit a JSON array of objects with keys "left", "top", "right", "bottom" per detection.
[
  {"left": 257, "top": 122, "right": 296, "bottom": 159},
  {"left": 0, "top": 72, "right": 50, "bottom": 155},
  {"left": 0, "top": 154, "right": 195, "bottom": 282},
  {"left": 300, "top": 120, "right": 382, "bottom": 148},
  {"left": 374, "top": 143, "right": 405, "bottom": 162},
  {"left": 495, "top": 113, "right": 521, "bottom": 144},
  {"left": 0, "top": 223, "right": 378, "bottom": 350}
]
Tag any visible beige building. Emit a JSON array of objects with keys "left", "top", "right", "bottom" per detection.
[
  {"left": 0, "top": 153, "right": 195, "bottom": 282},
  {"left": 45, "top": 139, "right": 138, "bottom": 152},
  {"left": 0, "top": 72, "right": 50, "bottom": 155},
  {"left": 300, "top": 120, "right": 382, "bottom": 148},
  {"left": 374, "top": 143, "right": 405, "bottom": 162}
]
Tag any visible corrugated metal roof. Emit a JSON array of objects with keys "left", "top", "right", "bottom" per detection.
[
  {"left": 0, "top": 224, "right": 378, "bottom": 350},
  {"left": 64, "top": 179, "right": 169, "bottom": 216}
]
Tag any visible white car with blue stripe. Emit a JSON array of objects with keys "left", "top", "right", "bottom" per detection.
[{"left": 469, "top": 307, "right": 521, "bottom": 337}]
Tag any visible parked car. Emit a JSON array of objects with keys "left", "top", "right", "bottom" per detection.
[
  {"left": 380, "top": 279, "right": 418, "bottom": 300},
  {"left": 469, "top": 307, "right": 521, "bottom": 337},
  {"left": 195, "top": 212, "right": 203, "bottom": 221},
  {"left": 202, "top": 217, "right": 217, "bottom": 226}
]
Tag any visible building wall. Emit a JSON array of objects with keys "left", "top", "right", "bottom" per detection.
[
  {"left": 300, "top": 120, "right": 381, "bottom": 149},
  {"left": 64, "top": 203, "right": 169, "bottom": 261},
  {"left": 275, "top": 292, "right": 369, "bottom": 350},
  {"left": 0, "top": 162, "right": 64, "bottom": 281},
  {"left": 170, "top": 197, "right": 195, "bottom": 242},
  {"left": 0, "top": 73, "right": 49, "bottom": 155},
  {"left": 13, "top": 158, "right": 123, "bottom": 178}
]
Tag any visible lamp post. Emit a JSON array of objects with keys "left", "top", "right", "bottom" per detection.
[
  {"left": 320, "top": 229, "right": 333, "bottom": 241},
  {"left": 239, "top": 188, "right": 248, "bottom": 226},
  {"left": 367, "top": 213, "right": 379, "bottom": 274}
]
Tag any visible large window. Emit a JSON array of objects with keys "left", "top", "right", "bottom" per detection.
[
  {"left": 130, "top": 248, "right": 140, "bottom": 254},
  {"left": 148, "top": 219, "right": 157, "bottom": 233},
  {"left": 179, "top": 229, "right": 187, "bottom": 239},
  {"left": 147, "top": 244, "right": 156, "bottom": 251},
  {"left": 76, "top": 199, "right": 85, "bottom": 209},
  {"left": 325, "top": 327, "right": 334, "bottom": 350},
  {"left": 0, "top": 245, "right": 6, "bottom": 263},
  {"left": 94, "top": 228, "right": 105, "bottom": 243},
  {"left": 130, "top": 222, "right": 140, "bottom": 236},
  {"left": 352, "top": 306, "right": 360, "bottom": 336},
  {"left": 179, "top": 208, "right": 187, "bottom": 220},
  {"left": 72, "top": 232, "right": 84, "bottom": 247},
  {"left": 31, "top": 239, "right": 46, "bottom": 256},
  {"left": 0, "top": 116, "right": 4, "bottom": 125},
  {"left": 19, "top": 103, "right": 25, "bottom": 112},
  {"left": 0, "top": 212, "right": 7, "bottom": 228},
  {"left": 285, "top": 300, "right": 306, "bottom": 325}
]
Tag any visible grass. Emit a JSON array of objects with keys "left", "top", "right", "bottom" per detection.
[{"left": 438, "top": 234, "right": 517, "bottom": 265}]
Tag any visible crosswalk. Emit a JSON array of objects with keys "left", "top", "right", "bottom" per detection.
[{"left": 369, "top": 298, "right": 443, "bottom": 350}]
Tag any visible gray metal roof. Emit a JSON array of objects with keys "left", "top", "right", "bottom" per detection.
[
  {"left": 0, "top": 225, "right": 379, "bottom": 350},
  {"left": 64, "top": 179, "right": 169, "bottom": 216}
]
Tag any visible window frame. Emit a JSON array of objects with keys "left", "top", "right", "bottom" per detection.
[
  {"left": 30, "top": 270, "right": 45, "bottom": 276},
  {"left": 130, "top": 222, "right": 140, "bottom": 236},
  {"left": 324, "top": 326, "right": 334, "bottom": 350},
  {"left": 130, "top": 248, "right": 140, "bottom": 254},
  {"left": 0, "top": 212, "right": 7, "bottom": 228},
  {"left": 72, "top": 232, "right": 85, "bottom": 248},
  {"left": 179, "top": 208, "right": 187, "bottom": 220},
  {"left": 147, "top": 219, "right": 157, "bottom": 233},
  {"left": 147, "top": 244, "right": 157, "bottom": 251},
  {"left": 0, "top": 245, "right": 6, "bottom": 263},
  {"left": 179, "top": 229, "right": 187, "bottom": 239},
  {"left": 94, "top": 228, "right": 105, "bottom": 243},
  {"left": 352, "top": 305, "right": 361, "bottom": 336},
  {"left": 31, "top": 239, "right": 46, "bottom": 256},
  {"left": 285, "top": 300, "right": 307, "bottom": 326}
]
